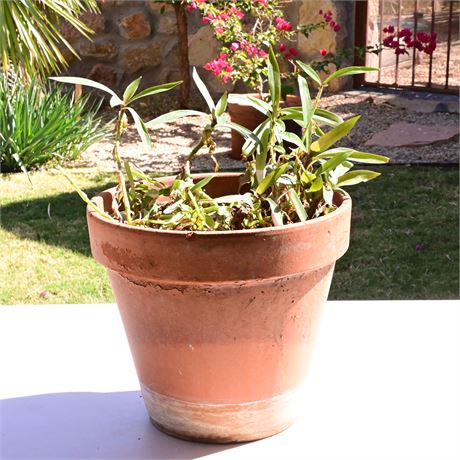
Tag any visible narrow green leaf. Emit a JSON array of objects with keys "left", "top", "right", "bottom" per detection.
[
  {"left": 297, "top": 75, "right": 312, "bottom": 127},
  {"left": 247, "top": 96, "right": 272, "bottom": 116},
  {"left": 50, "top": 76, "right": 123, "bottom": 107},
  {"left": 215, "top": 92, "right": 228, "bottom": 117},
  {"left": 317, "top": 148, "right": 390, "bottom": 164},
  {"left": 190, "top": 175, "right": 214, "bottom": 192},
  {"left": 288, "top": 189, "right": 308, "bottom": 222},
  {"left": 218, "top": 121, "right": 260, "bottom": 147},
  {"left": 281, "top": 132, "right": 306, "bottom": 151},
  {"left": 266, "top": 198, "right": 284, "bottom": 226},
  {"left": 313, "top": 108, "right": 343, "bottom": 127},
  {"left": 123, "top": 77, "right": 142, "bottom": 103},
  {"left": 323, "top": 66, "right": 379, "bottom": 85},
  {"left": 336, "top": 170, "right": 381, "bottom": 187},
  {"left": 256, "top": 164, "right": 288, "bottom": 195},
  {"left": 145, "top": 109, "right": 204, "bottom": 128},
  {"left": 193, "top": 67, "right": 215, "bottom": 112},
  {"left": 268, "top": 47, "right": 281, "bottom": 116},
  {"left": 310, "top": 115, "right": 360, "bottom": 153},
  {"left": 130, "top": 81, "right": 182, "bottom": 102},
  {"left": 308, "top": 176, "right": 323, "bottom": 193},
  {"left": 296, "top": 61, "right": 322, "bottom": 87},
  {"left": 317, "top": 151, "right": 352, "bottom": 174},
  {"left": 127, "top": 107, "right": 151, "bottom": 148}
]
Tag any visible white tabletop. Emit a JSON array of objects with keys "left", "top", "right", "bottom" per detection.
[{"left": 1, "top": 300, "right": 459, "bottom": 460}]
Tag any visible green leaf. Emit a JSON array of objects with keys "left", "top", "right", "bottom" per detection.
[
  {"left": 323, "top": 66, "right": 379, "bottom": 85},
  {"left": 123, "top": 77, "right": 142, "bottom": 103},
  {"left": 247, "top": 96, "right": 272, "bottom": 116},
  {"left": 268, "top": 47, "right": 281, "bottom": 116},
  {"left": 310, "top": 115, "right": 360, "bottom": 153},
  {"left": 127, "top": 107, "right": 151, "bottom": 148},
  {"left": 256, "top": 164, "right": 288, "bottom": 195},
  {"left": 336, "top": 170, "right": 381, "bottom": 187},
  {"left": 317, "top": 151, "right": 352, "bottom": 174},
  {"left": 317, "top": 148, "right": 389, "bottom": 164},
  {"left": 313, "top": 108, "right": 343, "bottom": 127},
  {"left": 130, "top": 81, "right": 182, "bottom": 103},
  {"left": 308, "top": 176, "right": 323, "bottom": 193},
  {"left": 50, "top": 76, "right": 123, "bottom": 107},
  {"left": 296, "top": 61, "right": 322, "bottom": 87},
  {"left": 190, "top": 175, "right": 214, "bottom": 192},
  {"left": 297, "top": 75, "right": 312, "bottom": 127},
  {"left": 266, "top": 198, "right": 284, "bottom": 226},
  {"left": 218, "top": 121, "right": 260, "bottom": 147},
  {"left": 193, "top": 67, "right": 215, "bottom": 112},
  {"left": 281, "top": 132, "right": 306, "bottom": 151},
  {"left": 288, "top": 189, "right": 308, "bottom": 222},
  {"left": 145, "top": 109, "right": 204, "bottom": 128},
  {"left": 215, "top": 92, "right": 228, "bottom": 117}
]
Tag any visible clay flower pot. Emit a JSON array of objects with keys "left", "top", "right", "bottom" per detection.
[{"left": 87, "top": 173, "right": 352, "bottom": 443}]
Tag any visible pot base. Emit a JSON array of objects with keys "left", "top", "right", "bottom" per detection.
[{"left": 142, "top": 384, "right": 298, "bottom": 443}]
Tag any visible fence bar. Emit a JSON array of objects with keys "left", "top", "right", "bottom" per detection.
[
  {"left": 353, "top": 1, "right": 369, "bottom": 88},
  {"left": 395, "top": 0, "right": 402, "bottom": 85},
  {"left": 427, "top": 0, "right": 435, "bottom": 87},
  {"left": 378, "top": 0, "right": 385, "bottom": 82},
  {"left": 411, "top": 0, "right": 419, "bottom": 86},
  {"left": 445, "top": 0, "right": 454, "bottom": 88}
]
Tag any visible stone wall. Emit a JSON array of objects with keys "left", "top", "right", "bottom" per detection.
[{"left": 62, "top": 0, "right": 356, "bottom": 95}]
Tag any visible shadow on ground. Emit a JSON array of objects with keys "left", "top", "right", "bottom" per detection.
[
  {"left": 1, "top": 184, "right": 115, "bottom": 257},
  {"left": 1, "top": 391, "right": 239, "bottom": 459}
]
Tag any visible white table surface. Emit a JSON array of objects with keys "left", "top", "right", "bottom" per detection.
[{"left": 1, "top": 300, "right": 459, "bottom": 460}]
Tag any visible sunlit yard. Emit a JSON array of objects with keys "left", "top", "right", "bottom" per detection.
[{"left": 1, "top": 164, "right": 458, "bottom": 304}]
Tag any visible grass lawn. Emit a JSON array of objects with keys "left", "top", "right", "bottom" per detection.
[{"left": 1, "top": 165, "right": 458, "bottom": 304}]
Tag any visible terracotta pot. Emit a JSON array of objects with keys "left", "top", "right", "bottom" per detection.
[
  {"left": 228, "top": 93, "right": 303, "bottom": 161},
  {"left": 87, "top": 173, "right": 352, "bottom": 443}
]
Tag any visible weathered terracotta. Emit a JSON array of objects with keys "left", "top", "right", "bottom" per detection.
[{"left": 86, "top": 173, "right": 352, "bottom": 443}]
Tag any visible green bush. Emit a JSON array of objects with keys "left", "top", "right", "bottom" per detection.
[{"left": 0, "top": 76, "right": 109, "bottom": 173}]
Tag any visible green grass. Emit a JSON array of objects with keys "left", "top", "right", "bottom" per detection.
[
  {"left": 0, "top": 165, "right": 458, "bottom": 304},
  {"left": 330, "top": 164, "right": 459, "bottom": 300},
  {"left": 0, "top": 170, "right": 116, "bottom": 304}
]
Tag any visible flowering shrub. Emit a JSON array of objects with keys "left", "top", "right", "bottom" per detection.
[
  {"left": 188, "top": 2, "right": 437, "bottom": 93},
  {"left": 187, "top": 0, "right": 296, "bottom": 91}
]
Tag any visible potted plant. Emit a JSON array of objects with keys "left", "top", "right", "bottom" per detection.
[{"left": 53, "top": 50, "right": 388, "bottom": 443}]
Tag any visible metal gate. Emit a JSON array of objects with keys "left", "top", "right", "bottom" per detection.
[{"left": 354, "top": 0, "right": 459, "bottom": 94}]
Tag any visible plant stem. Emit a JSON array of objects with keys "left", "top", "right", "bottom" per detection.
[{"left": 112, "top": 109, "right": 132, "bottom": 223}]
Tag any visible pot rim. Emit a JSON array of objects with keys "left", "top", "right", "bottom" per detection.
[{"left": 88, "top": 172, "right": 351, "bottom": 238}]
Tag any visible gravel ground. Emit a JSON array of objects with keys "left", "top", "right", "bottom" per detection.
[{"left": 76, "top": 91, "right": 459, "bottom": 174}]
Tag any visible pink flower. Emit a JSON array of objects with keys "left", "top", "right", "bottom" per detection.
[
  {"left": 229, "top": 7, "right": 244, "bottom": 20},
  {"left": 275, "top": 17, "right": 293, "bottom": 32},
  {"left": 256, "top": 0, "right": 268, "bottom": 6},
  {"left": 230, "top": 42, "right": 239, "bottom": 51},
  {"left": 186, "top": 2, "right": 197, "bottom": 13},
  {"left": 330, "top": 20, "right": 335, "bottom": 27},
  {"left": 289, "top": 47, "right": 299, "bottom": 57},
  {"left": 319, "top": 9, "right": 323, "bottom": 15},
  {"left": 334, "top": 24, "right": 341, "bottom": 32},
  {"left": 320, "top": 48, "right": 327, "bottom": 56},
  {"left": 387, "top": 24, "right": 395, "bottom": 34},
  {"left": 279, "top": 43, "right": 287, "bottom": 52},
  {"left": 259, "top": 49, "right": 268, "bottom": 58},
  {"left": 215, "top": 26, "right": 224, "bottom": 35}
]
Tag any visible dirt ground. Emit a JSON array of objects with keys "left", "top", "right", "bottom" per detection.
[{"left": 76, "top": 91, "right": 459, "bottom": 174}]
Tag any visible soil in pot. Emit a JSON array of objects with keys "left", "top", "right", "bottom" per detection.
[{"left": 86, "top": 173, "right": 352, "bottom": 443}]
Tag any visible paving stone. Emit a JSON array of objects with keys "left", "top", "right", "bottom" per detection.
[{"left": 365, "top": 122, "right": 459, "bottom": 147}]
